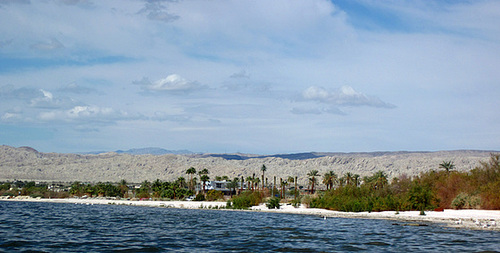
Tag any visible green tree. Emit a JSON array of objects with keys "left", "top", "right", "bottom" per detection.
[
  {"left": 118, "top": 179, "right": 128, "bottom": 198},
  {"left": 198, "top": 169, "right": 209, "bottom": 193},
  {"left": 307, "top": 170, "right": 320, "bottom": 194},
  {"left": 137, "top": 180, "right": 152, "bottom": 199},
  {"left": 364, "top": 171, "right": 388, "bottom": 190},
  {"left": 246, "top": 176, "right": 253, "bottom": 191},
  {"left": 226, "top": 178, "right": 239, "bottom": 197},
  {"left": 322, "top": 171, "right": 337, "bottom": 190},
  {"left": 439, "top": 161, "right": 455, "bottom": 173},
  {"left": 186, "top": 167, "right": 197, "bottom": 191},
  {"left": 407, "top": 181, "right": 435, "bottom": 215},
  {"left": 280, "top": 179, "right": 288, "bottom": 199},
  {"left": 344, "top": 172, "right": 354, "bottom": 186},
  {"left": 200, "top": 175, "right": 210, "bottom": 193},
  {"left": 69, "top": 181, "right": 83, "bottom": 196},
  {"left": 176, "top": 177, "right": 187, "bottom": 189},
  {"left": 261, "top": 164, "right": 267, "bottom": 191},
  {"left": 254, "top": 177, "right": 261, "bottom": 190}
]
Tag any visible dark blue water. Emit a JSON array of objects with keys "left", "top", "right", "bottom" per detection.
[{"left": 0, "top": 201, "right": 499, "bottom": 252}]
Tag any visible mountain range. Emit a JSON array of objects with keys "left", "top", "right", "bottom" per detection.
[{"left": 1, "top": 145, "right": 497, "bottom": 184}]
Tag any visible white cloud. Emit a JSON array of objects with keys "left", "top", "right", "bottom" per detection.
[
  {"left": 302, "top": 86, "right": 396, "bottom": 108},
  {"left": 29, "top": 89, "right": 76, "bottom": 109},
  {"left": 143, "top": 74, "right": 206, "bottom": 93},
  {"left": 0, "top": 0, "right": 499, "bottom": 153},
  {"left": 38, "top": 105, "right": 143, "bottom": 124},
  {"left": 1, "top": 112, "right": 21, "bottom": 121},
  {"left": 67, "top": 105, "right": 113, "bottom": 118}
]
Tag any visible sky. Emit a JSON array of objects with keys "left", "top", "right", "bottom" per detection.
[{"left": 0, "top": 0, "right": 499, "bottom": 154}]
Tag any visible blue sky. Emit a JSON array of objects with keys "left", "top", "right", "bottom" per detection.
[{"left": 1, "top": 0, "right": 499, "bottom": 154}]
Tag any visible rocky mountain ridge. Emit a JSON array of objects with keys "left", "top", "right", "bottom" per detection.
[{"left": 0, "top": 145, "right": 496, "bottom": 185}]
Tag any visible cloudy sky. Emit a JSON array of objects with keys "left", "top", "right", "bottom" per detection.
[{"left": 1, "top": 0, "right": 499, "bottom": 154}]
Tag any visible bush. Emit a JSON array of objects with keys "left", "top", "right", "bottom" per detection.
[
  {"left": 194, "top": 193, "right": 206, "bottom": 201},
  {"left": 206, "top": 190, "right": 224, "bottom": 201},
  {"left": 301, "top": 195, "right": 313, "bottom": 208},
  {"left": 451, "top": 193, "right": 481, "bottom": 209},
  {"left": 229, "top": 191, "right": 263, "bottom": 209},
  {"left": 407, "top": 182, "right": 436, "bottom": 211},
  {"left": 266, "top": 197, "right": 280, "bottom": 209},
  {"left": 291, "top": 195, "right": 302, "bottom": 208}
]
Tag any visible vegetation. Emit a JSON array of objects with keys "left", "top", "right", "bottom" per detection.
[
  {"left": 261, "top": 164, "right": 267, "bottom": 191},
  {"left": 206, "top": 190, "right": 224, "bottom": 201},
  {"left": 311, "top": 154, "right": 500, "bottom": 212},
  {"left": 227, "top": 191, "right": 263, "bottom": 209},
  {"left": 2, "top": 154, "right": 499, "bottom": 212},
  {"left": 439, "top": 161, "right": 455, "bottom": 173},
  {"left": 307, "top": 170, "right": 320, "bottom": 194},
  {"left": 266, "top": 197, "right": 281, "bottom": 209}
]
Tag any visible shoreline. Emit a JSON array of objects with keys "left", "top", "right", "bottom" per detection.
[{"left": 2, "top": 197, "right": 499, "bottom": 231}]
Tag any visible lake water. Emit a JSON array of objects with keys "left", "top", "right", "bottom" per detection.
[{"left": 0, "top": 201, "right": 499, "bottom": 252}]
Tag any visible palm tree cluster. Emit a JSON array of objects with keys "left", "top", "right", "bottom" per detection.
[
  {"left": 8, "top": 155, "right": 500, "bottom": 212},
  {"left": 311, "top": 155, "right": 500, "bottom": 211}
]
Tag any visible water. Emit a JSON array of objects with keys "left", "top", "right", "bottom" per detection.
[{"left": 0, "top": 201, "right": 499, "bottom": 252}]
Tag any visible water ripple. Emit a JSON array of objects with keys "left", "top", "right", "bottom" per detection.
[{"left": 1, "top": 201, "right": 500, "bottom": 252}]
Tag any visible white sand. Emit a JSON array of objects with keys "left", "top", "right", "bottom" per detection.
[{"left": 2, "top": 197, "right": 499, "bottom": 231}]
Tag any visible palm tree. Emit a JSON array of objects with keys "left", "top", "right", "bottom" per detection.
[
  {"left": 240, "top": 176, "right": 244, "bottom": 192},
  {"left": 345, "top": 172, "right": 354, "bottom": 186},
  {"left": 323, "top": 173, "right": 333, "bottom": 191},
  {"left": 118, "top": 179, "right": 128, "bottom": 198},
  {"left": 254, "top": 178, "right": 261, "bottom": 190},
  {"left": 227, "top": 177, "right": 239, "bottom": 197},
  {"left": 246, "top": 176, "right": 253, "bottom": 191},
  {"left": 353, "top": 174, "right": 360, "bottom": 187},
  {"left": 287, "top": 176, "right": 295, "bottom": 197},
  {"left": 294, "top": 176, "right": 298, "bottom": 199},
  {"left": 261, "top": 164, "right": 267, "bottom": 191},
  {"left": 281, "top": 179, "right": 288, "bottom": 199},
  {"left": 273, "top": 176, "right": 277, "bottom": 197},
  {"left": 200, "top": 175, "right": 210, "bottom": 193},
  {"left": 439, "top": 161, "right": 455, "bottom": 173},
  {"left": 374, "top": 171, "right": 388, "bottom": 189},
  {"left": 198, "top": 169, "right": 209, "bottom": 194},
  {"left": 186, "top": 167, "right": 196, "bottom": 191},
  {"left": 327, "top": 171, "right": 337, "bottom": 190},
  {"left": 176, "top": 177, "right": 187, "bottom": 189},
  {"left": 307, "top": 170, "right": 320, "bottom": 194}
]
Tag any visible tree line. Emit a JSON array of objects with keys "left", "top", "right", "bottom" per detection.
[{"left": 2, "top": 154, "right": 499, "bottom": 212}]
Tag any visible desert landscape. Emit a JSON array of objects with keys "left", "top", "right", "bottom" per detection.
[{"left": 0, "top": 145, "right": 493, "bottom": 185}]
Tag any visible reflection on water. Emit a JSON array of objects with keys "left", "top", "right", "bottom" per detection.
[{"left": 0, "top": 201, "right": 499, "bottom": 252}]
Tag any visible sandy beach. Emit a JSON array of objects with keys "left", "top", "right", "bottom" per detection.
[{"left": 2, "top": 197, "right": 499, "bottom": 231}]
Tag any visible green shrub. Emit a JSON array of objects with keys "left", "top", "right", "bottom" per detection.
[
  {"left": 451, "top": 192, "right": 481, "bottom": 209},
  {"left": 266, "top": 197, "right": 281, "bottom": 209},
  {"left": 194, "top": 193, "right": 206, "bottom": 201},
  {"left": 230, "top": 191, "right": 263, "bottom": 209},
  {"left": 291, "top": 195, "right": 302, "bottom": 208},
  {"left": 206, "top": 190, "right": 224, "bottom": 201}
]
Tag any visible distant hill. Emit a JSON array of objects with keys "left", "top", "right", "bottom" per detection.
[
  {"left": 115, "top": 147, "right": 195, "bottom": 155},
  {"left": 82, "top": 147, "right": 195, "bottom": 155},
  {"left": 1, "top": 145, "right": 497, "bottom": 184}
]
